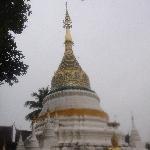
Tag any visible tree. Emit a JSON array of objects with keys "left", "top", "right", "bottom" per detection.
[
  {"left": 146, "top": 142, "right": 150, "bottom": 150},
  {"left": 0, "top": 0, "right": 31, "bottom": 86},
  {"left": 24, "top": 87, "right": 50, "bottom": 121},
  {"left": 125, "top": 134, "right": 130, "bottom": 144}
]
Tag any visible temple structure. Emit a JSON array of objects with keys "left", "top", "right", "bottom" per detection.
[
  {"left": 19, "top": 3, "right": 146, "bottom": 150},
  {"left": 16, "top": 133, "right": 26, "bottom": 150},
  {"left": 128, "top": 116, "right": 146, "bottom": 150}
]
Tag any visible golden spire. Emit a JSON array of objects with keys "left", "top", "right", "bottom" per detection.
[
  {"left": 51, "top": 2, "right": 91, "bottom": 91},
  {"left": 63, "top": 2, "right": 73, "bottom": 43}
]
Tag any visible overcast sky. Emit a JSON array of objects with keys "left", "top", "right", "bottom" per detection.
[{"left": 0, "top": 0, "right": 150, "bottom": 142}]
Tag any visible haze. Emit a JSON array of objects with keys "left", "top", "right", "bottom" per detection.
[{"left": 0, "top": 0, "right": 150, "bottom": 142}]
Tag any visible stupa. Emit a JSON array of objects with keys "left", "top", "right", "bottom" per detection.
[
  {"left": 128, "top": 116, "right": 146, "bottom": 150},
  {"left": 32, "top": 3, "right": 125, "bottom": 149},
  {"left": 22, "top": 3, "right": 145, "bottom": 150}
]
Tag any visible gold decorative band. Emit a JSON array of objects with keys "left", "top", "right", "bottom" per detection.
[{"left": 36, "top": 108, "right": 109, "bottom": 122}]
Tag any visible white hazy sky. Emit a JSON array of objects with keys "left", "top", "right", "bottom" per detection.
[{"left": 0, "top": 0, "right": 150, "bottom": 142}]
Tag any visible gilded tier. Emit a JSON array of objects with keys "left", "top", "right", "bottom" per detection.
[{"left": 51, "top": 42, "right": 91, "bottom": 90}]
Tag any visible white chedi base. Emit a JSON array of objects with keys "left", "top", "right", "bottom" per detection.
[{"left": 34, "top": 89, "right": 126, "bottom": 149}]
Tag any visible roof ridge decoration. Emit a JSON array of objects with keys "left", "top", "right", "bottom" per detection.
[{"left": 51, "top": 2, "right": 91, "bottom": 91}]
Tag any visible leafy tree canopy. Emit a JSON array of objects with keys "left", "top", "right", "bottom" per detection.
[
  {"left": 0, "top": 0, "right": 31, "bottom": 86},
  {"left": 24, "top": 87, "right": 50, "bottom": 122}
]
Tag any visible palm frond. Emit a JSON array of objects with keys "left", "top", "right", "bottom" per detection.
[
  {"left": 25, "top": 109, "right": 42, "bottom": 121},
  {"left": 24, "top": 101, "right": 40, "bottom": 109},
  {"left": 24, "top": 86, "right": 50, "bottom": 122}
]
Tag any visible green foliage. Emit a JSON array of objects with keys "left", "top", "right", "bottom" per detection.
[
  {"left": 25, "top": 87, "right": 50, "bottom": 121},
  {"left": 125, "top": 134, "right": 130, "bottom": 144},
  {"left": 24, "top": 86, "right": 94, "bottom": 121},
  {"left": 0, "top": 0, "right": 31, "bottom": 86}
]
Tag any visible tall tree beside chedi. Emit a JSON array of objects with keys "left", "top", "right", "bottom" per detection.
[
  {"left": 0, "top": 0, "right": 31, "bottom": 86},
  {"left": 24, "top": 87, "right": 50, "bottom": 121}
]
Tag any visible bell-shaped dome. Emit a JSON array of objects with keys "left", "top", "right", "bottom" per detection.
[{"left": 51, "top": 43, "right": 91, "bottom": 91}]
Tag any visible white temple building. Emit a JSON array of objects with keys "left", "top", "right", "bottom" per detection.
[
  {"left": 18, "top": 3, "right": 146, "bottom": 150},
  {"left": 128, "top": 116, "right": 146, "bottom": 150}
]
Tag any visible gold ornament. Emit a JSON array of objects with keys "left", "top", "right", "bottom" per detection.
[{"left": 36, "top": 108, "right": 109, "bottom": 122}]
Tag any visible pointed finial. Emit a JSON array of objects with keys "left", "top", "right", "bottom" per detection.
[
  {"left": 63, "top": 2, "right": 72, "bottom": 29},
  {"left": 66, "top": 1, "right": 67, "bottom": 11},
  {"left": 63, "top": 2, "right": 73, "bottom": 43},
  {"left": 131, "top": 115, "right": 134, "bottom": 121},
  {"left": 131, "top": 114, "right": 136, "bottom": 129}
]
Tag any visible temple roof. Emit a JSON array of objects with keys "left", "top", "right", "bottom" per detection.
[
  {"left": 0, "top": 126, "right": 12, "bottom": 150},
  {"left": 51, "top": 3, "right": 91, "bottom": 91}
]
